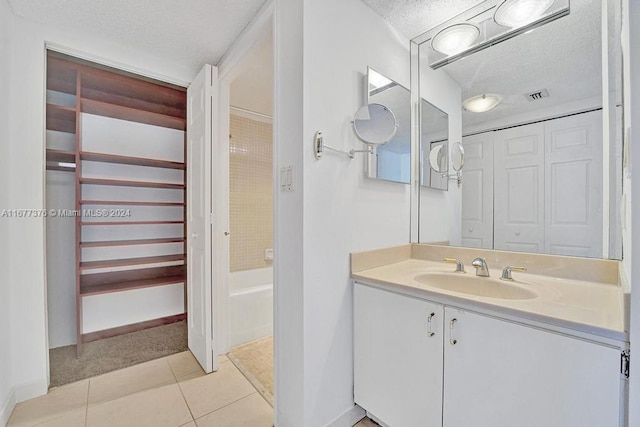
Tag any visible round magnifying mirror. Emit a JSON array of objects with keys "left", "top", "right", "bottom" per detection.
[
  {"left": 353, "top": 103, "right": 398, "bottom": 146},
  {"left": 451, "top": 142, "right": 465, "bottom": 172},
  {"left": 429, "top": 144, "right": 448, "bottom": 173}
]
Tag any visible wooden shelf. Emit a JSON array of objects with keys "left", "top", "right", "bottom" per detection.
[
  {"left": 46, "top": 104, "right": 76, "bottom": 133},
  {"left": 80, "top": 177, "right": 185, "bottom": 189},
  {"left": 81, "top": 220, "right": 184, "bottom": 226},
  {"left": 80, "top": 264, "right": 186, "bottom": 297},
  {"left": 80, "top": 200, "right": 185, "bottom": 207},
  {"left": 81, "top": 151, "right": 185, "bottom": 170},
  {"left": 47, "top": 56, "right": 77, "bottom": 95},
  {"left": 80, "top": 254, "right": 185, "bottom": 270},
  {"left": 82, "top": 98, "right": 185, "bottom": 131},
  {"left": 80, "top": 237, "right": 185, "bottom": 248},
  {"left": 46, "top": 164, "right": 75, "bottom": 173},
  {"left": 47, "top": 148, "right": 76, "bottom": 163}
]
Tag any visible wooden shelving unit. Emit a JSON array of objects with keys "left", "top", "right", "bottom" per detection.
[{"left": 45, "top": 52, "right": 187, "bottom": 355}]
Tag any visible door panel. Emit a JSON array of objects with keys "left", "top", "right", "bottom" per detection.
[
  {"left": 544, "top": 110, "right": 603, "bottom": 257},
  {"left": 443, "top": 308, "right": 621, "bottom": 427},
  {"left": 187, "top": 64, "right": 217, "bottom": 373},
  {"left": 493, "top": 123, "right": 545, "bottom": 253},
  {"left": 461, "top": 133, "right": 493, "bottom": 249}
]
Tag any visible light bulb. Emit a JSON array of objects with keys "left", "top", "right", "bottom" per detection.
[
  {"left": 494, "top": 0, "right": 555, "bottom": 28},
  {"left": 431, "top": 23, "right": 480, "bottom": 56}
]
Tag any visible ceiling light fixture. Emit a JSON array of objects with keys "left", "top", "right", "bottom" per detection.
[
  {"left": 431, "top": 23, "right": 480, "bottom": 56},
  {"left": 463, "top": 94, "right": 502, "bottom": 113},
  {"left": 494, "top": 0, "right": 555, "bottom": 28}
]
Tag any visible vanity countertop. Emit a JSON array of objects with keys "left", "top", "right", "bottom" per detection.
[{"left": 351, "top": 244, "right": 627, "bottom": 343}]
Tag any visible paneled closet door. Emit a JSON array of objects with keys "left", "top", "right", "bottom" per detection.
[
  {"left": 461, "top": 132, "right": 494, "bottom": 249},
  {"left": 544, "top": 110, "right": 603, "bottom": 257},
  {"left": 493, "top": 123, "right": 545, "bottom": 253}
]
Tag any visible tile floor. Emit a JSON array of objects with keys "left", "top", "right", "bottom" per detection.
[{"left": 7, "top": 351, "right": 273, "bottom": 427}]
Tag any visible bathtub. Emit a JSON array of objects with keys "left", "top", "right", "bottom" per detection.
[{"left": 229, "top": 267, "right": 273, "bottom": 348}]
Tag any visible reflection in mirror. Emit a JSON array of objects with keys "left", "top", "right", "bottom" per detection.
[
  {"left": 366, "top": 68, "right": 410, "bottom": 184},
  {"left": 419, "top": 99, "right": 449, "bottom": 190},
  {"left": 451, "top": 142, "right": 464, "bottom": 172},
  {"left": 415, "top": 0, "right": 623, "bottom": 259},
  {"left": 353, "top": 103, "right": 398, "bottom": 146},
  {"left": 429, "top": 144, "right": 447, "bottom": 173}
]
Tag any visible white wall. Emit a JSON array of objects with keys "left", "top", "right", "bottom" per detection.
[
  {"left": 5, "top": 11, "right": 196, "bottom": 404},
  {"left": 278, "top": 0, "right": 418, "bottom": 425},
  {"left": 0, "top": 1, "right": 15, "bottom": 424},
  {"left": 626, "top": 0, "right": 640, "bottom": 424},
  {"left": 273, "top": 0, "right": 305, "bottom": 425},
  {"left": 418, "top": 64, "right": 463, "bottom": 244},
  {"left": 302, "top": 0, "right": 411, "bottom": 420}
]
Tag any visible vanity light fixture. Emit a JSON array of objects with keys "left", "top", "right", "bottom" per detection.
[
  {"left": 494, "top": 0, "right": 556, "bottom": 28},
  {"left": 431, "top": 23, "right": 480, "bottom": 56},
  {"left": 463, "top": 94, "right": 502, "bottom": 113}
]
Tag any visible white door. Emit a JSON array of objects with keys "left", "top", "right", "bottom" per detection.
[
  {"left": 544, "top": 111, "right": 603, "bottom": 257},
  {"left": 493, "top": 123, "right": 545, "bottom": 253},
  {"left": 461, "top": 132, "right": 494, "bottom": 249},
  {"left": 187, "top": 64, "right": 218, "bottom": 373},
  {"left": 443, "top": 308, "right": 621, "bottom": 427},
  {"left": 354, "top": 283, "right": 444, "bottom": 427}
]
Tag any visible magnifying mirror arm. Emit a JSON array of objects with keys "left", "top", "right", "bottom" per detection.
[
  {"left": 314, "top": 131, "right": 374, "bottom": 160},
  {"left": 441, "top": 170, "right": 462, "bottom": 187}
]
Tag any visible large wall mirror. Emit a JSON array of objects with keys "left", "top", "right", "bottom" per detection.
[
  {"left": 415, "top": 0, "right": 623, "bottom": 260},
  {"left": 420, "top": 100, "right": 449, "bottom": 190},
  {"left": 366, "top": 68, "right": 411, "bottom": 184}
]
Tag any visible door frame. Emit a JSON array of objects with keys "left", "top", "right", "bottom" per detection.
[{"left": 214, "top": 0, "right": 274, "bottom": 355}]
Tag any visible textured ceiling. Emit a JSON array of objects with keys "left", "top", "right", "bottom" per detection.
[
  {"left": 443, "top": 0, "right": 602, "bottom": 128},
  {"left": 360, "top": 0, "right": 483, "bottom": 39},
  {"left": 7, "top": 0, "right": 268, "bottom": 72},
  {"left": 362, "top": 0, "right": 605, "bottom": 130}
]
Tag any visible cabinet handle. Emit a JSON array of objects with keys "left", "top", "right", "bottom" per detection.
[
  {"left": 426, "top": 312, "right": 435, "bottom": 337},
  {"left": 449, "top": 318, "right": 458, "bottom": 345}
]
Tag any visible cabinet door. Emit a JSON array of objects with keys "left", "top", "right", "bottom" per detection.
[
  {"left": 354, "top": 283, "right": 444, "bottom": 427},
  {"left": 443, "top": 308, "right": 621, "bottom": 427}
]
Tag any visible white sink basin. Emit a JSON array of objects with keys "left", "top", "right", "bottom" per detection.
[{"left": 413, "top": 273, "right": 537, "bottom": 300}]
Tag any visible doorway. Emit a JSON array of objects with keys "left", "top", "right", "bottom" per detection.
[
  {"left": 45, "top": 51, "right": 189, "bottom": 386},
  {"left": 222, "top": 25, "right": 275, "bottom": 405}
]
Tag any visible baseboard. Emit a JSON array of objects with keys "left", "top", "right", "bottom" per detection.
[
  {"left": 82, "top": 313, "right": 186, "bottom": 343},
  {"left": 15, "top": 379, "right": 48, "bottom": 403},
  {"left": 0, "top": 388, "right": 16, "bottom": 427},
  {"left": 325, "top": 404, "right": 366, "bottom": 427}
]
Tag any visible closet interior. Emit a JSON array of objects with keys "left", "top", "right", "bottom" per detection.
[{"left": 45, "top": 51, "right": 188, "bottom": 360}]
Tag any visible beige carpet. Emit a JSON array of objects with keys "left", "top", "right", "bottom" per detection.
[
  {"left": 49, "top": 320, "right": 187, "bottom": 388},
  {"left": 228, "top": 336, "right": 274, "bottom": 406}
]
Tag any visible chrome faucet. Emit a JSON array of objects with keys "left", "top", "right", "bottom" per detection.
[
  {"left": 471, "top": 257, "right": 490, "bottom": 277},
  {"left": 501, "top": 265, "right": 527, "bottom": 281},
  {"left": 443, "top": 258, "right": 465, "bottom": 273}
]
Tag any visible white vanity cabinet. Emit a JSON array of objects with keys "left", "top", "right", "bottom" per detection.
[
  {"left": 354, "top": 283, "right": 444, "bottom": 427},
  {"left": 442, "top": 307, "right": 621, "bottom": 427},
  {"left": 354, "top": 282, "right": 624, "bottom": 427}
]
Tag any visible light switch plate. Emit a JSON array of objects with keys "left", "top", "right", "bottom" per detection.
[{"left": 280, "top": 165, "right": 294, "bottom": 192}]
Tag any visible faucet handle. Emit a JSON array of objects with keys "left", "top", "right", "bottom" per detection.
[
  {"left": 443, "top": 258, "right": 465, "bottom": 273},
  {"left": 501, "top": 265, "right": 527, "bottom": 281}
]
